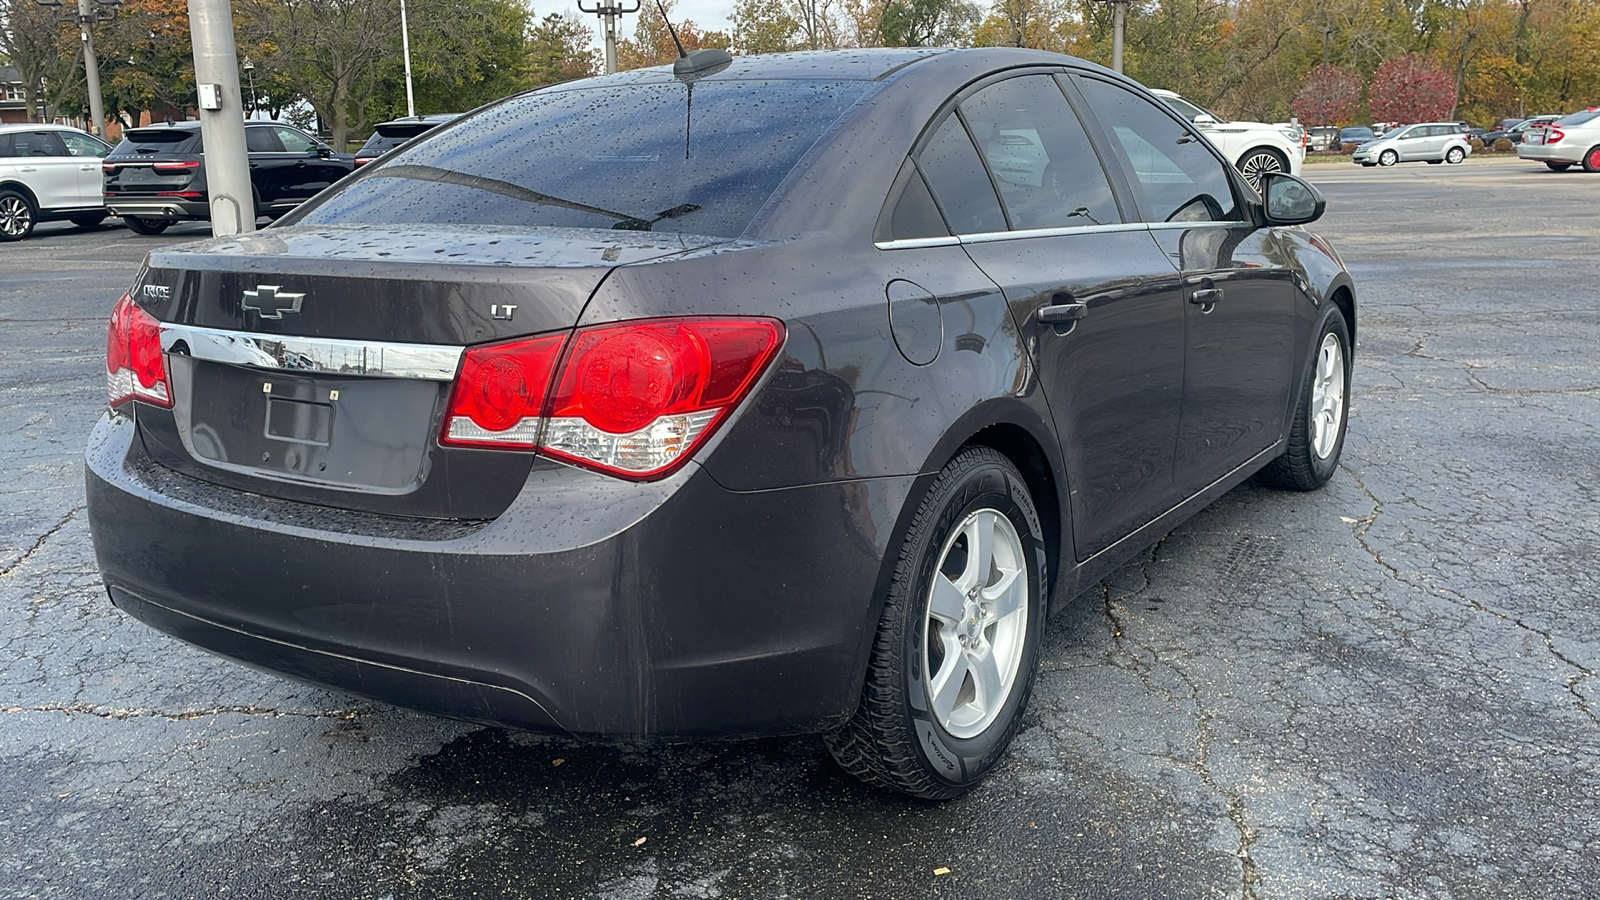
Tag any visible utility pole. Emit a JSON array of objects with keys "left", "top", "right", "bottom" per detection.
[
  {"left": 34, "top": 0, "right": 112, "bottom": 135},
  {"left": 400, "top": 0, "right": 416, "bottom": 116},
  {"left": 1323, "top": 28, "right": 1332, "bottom": 69},
  {"left": 187, "top": 0, "right": 255, "bottom": 236},
  {"left": 75, "top": 0, "right": 106, "bottom": 135},
  {"left": 578, "top": 0, "right": 642, "bottom": 75},
  {"left": 1096, "top": 0, "right": 1129, "bottom": 74}
]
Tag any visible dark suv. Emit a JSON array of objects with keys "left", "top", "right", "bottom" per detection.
[
  {"left": 102, "top": 121, "right": 354, "bottom": 234},
  {"left": 354, "top": 114, "right": 460, "bottom": 167}
]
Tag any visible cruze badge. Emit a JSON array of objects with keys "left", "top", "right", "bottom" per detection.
[
  {"left": 141, "top": 283, "right": 171, "bottom": 301},
  {"left": 242, "top": 285, "right": 305, "bottom": 319}
]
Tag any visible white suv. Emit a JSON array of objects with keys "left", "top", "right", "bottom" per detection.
[
  {"left": 1149, "top": 89, "right": 1304, "bottom": 190},
  {"left": 0, "top": 124, "right": 113, "bottom": 241}
]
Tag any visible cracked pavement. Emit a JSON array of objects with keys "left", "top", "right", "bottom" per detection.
[{"left": 2, "top": 159, "right": 1597, "bottom": 898}]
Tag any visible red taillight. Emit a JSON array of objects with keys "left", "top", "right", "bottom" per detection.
[
  {"left": 439, "top": 317, "right": 784, "bottom": 480},
  {"left": 152, "top": 161, "right": 200, "bottom": 175},
  {"left": 1546, "top": 128, "right": 1565, "bottom": 144},
  {"left": 440, "top": 333, "right": 566, "bottom": 449},
  {"left": 354, "top": 156, "right": 376, "bottom": 166},
  {"left": 105, "top": 293, "right": 171, "bottom": 409},
  {"left": 102, "top": 161, "right": 117, "bottom": 172}
]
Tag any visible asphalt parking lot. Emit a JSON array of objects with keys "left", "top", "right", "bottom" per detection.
[{"left": 2, "top": 156, "right": 1596, "bottom": 899}]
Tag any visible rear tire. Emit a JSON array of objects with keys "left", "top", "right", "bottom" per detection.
[
  {"left": 1259, "top": 306, "right": 1351, "bottom": 491},
  {"left": 123, "top": 216, "right": 171, "bottom": 235},
  {"left": 70, "top": 214, "right": 107, "bottom": 229},
  {"left": 1546, "top": 162, "right": 1573, "bottom": 172},
  {"left": 1445, "top": 146, "right": 1466, "bottom": 164},
  {"left": 825, "top": 446, "right": 1046, "bottom": 799},
  {"left": 1584, "top": 146, "right": 1600, "bottom": 173},
  {"left": 0, "top": 189, "right": 37, "bottom": 241}
]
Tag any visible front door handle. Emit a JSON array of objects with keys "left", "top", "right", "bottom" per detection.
[
  {"left": 1037, "top": 302, "right": 1088, "bottom": 324},
  {"left": 1190, "top": 287, "right": 1223, "bottom": 304}
]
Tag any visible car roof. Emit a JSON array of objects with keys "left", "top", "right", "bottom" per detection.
[
  {"left": 125, "top": 120, "right": 298, "bottom": 134},
  {"left": 0, "top": 123, "right": 93, "bottom": 134}
]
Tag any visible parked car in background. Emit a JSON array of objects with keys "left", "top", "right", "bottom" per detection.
[
  {"left": 1339, "top": 126, "right": 1376, "bottom": 145},
  {"left": 0, "top": 124, "right": 113, "bottom": 241},
  {"left": 354, "top": 114, "right": 461, "bottom": 167},
  {"left": 102, "top": 120, "right": 354, "bottom": 235},
  {"left": 1148, "top": 88, "right": 1305, "bottom": 189},
  {"left": 1517, "top": 108, "right": 1600, "bottom": 171},
  {"left": 86, "top": 47, "right": 1356, "bottom": 801},
  {"left": 1352, "top": 122, "right": 1473, "bottom": 166},
  {"left": 1482, "top": 115, "right": 1559, "bottom": 145},
  {"left": 1307, "top": 126, "right": 1341, "bottom": 151}
]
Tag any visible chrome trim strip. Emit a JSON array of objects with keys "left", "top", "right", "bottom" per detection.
[
  {"left": 158, "top": 323, "right": 464, "bottom": 381},
  {"left": 958, "top": 222, "right": 1150, "bottom": 244},
  {"left": 1144, "top": 220, "right": 1245, "bottom": 232},
  {"left": 873, "top": 235, "right": 963, "bottom": 251}
]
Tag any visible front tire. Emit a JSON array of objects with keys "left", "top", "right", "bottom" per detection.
[
  {"left": 1445, "top": 146, "right": 1466, "bottom": 164},
  {"left": 1378, "top": 149, "right": 1399, "bottom": 167},
  {"left": 0, "top": 189, "right": 37, "bottom": 241},
  {"left": 826, "top": 446, "right": 1046, "bottom": 799},
  {"left": 122, "top": 216, "right": 171, "bottom": 235},
  {"left": 1259, "top": 306, "right": 1351, "bottom": 491},
  {"left": 1238, "top": 148, "right": 1287, "bottom": 191}
]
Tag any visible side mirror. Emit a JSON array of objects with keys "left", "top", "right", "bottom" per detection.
[
  {"left": 1193, "top": 113, "right": 1220, "bottom": 126},
  {"left": 1258, "top": 172, "right": 1325, "bottom": 226},
  {"left": 316, "top": 146, "right": 332, "bottom": 158}
]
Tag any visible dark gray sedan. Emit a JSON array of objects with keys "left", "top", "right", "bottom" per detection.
[{"left": 86, "top": 48, "right": 1356, "bottom": 799}]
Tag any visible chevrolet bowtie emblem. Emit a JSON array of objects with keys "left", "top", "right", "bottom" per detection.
[{"left": 242, "top": 285, "right": 305, "bottom": 319}]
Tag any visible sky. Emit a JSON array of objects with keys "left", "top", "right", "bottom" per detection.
[{"left": 570, "top": 0, "right": 734, "bottom": 50}]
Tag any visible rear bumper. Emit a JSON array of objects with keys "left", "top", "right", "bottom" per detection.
[
  {"left": 1516, "top": 144, "right": 1580, "bottom": 163},
  {"left": 105, "top": 198, "right": 208, "bottom": 221},
  {"left": 86, "top": 411, "right": 914, "bottom": 740}
]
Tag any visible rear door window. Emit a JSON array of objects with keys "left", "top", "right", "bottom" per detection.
[
  {"left": 960, "top": 75, "right": 1121, "bottom": 230},
  {"left": 1074, "top": 77, "right": 1241, "bottom": 224},
  {"left": 916, "top": 112, "right": 1007, "bottom": 235},
  {"left": 294, "top": 79, "right": 874, "bottom": 239},
  {"left": 10, "top": 131, "right": 69, "bottom": 158},
  {"left": 245, "top": 127, "right": 284, "bottom": 153}
]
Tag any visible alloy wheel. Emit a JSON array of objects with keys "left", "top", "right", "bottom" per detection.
[
  {"left": 1240, "top": 151, "right": 1284, "bottom": 190},
  {"left": 923, "top": 509, "right": 1029, "bottom": 739},
  {"left": 0, "top": 196, "right": 32, "bottom": 238},
  {"left": 1310, "top": 332, "right": 1346, "bottom": 459}
]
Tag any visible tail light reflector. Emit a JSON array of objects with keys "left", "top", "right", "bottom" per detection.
[
  {"left": 152, "top": 161, "right": 200, "bottom": 175},
  {"left": 106, "top": 293, "right": 171, "bottom": 408},
  {"left": 440, "top": 317, "right": 784, "bottom": 480},
  {"left": 440, "top": 333, "right": 566, "bottom": 449}
]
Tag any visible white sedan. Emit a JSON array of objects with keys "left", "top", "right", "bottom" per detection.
[{"left": 1517, "top": 108, "right": 1600, "bottom": 172}]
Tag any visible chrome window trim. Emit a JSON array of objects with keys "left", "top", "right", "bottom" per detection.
[
  {"left": 873, "top": 235, "right": 963, "bottom": 251},
  {"left": 158, "top": 323, "right": 465, "bottom": 381},
  {"left": 1145, "top": 220, "right": 1247, "bottom": 232},
  {"left": 958, "top": 222, "right": 1149, "bottom": 244}
]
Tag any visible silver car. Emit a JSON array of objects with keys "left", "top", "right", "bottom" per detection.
[
  {"left": 1516, "top": 108, "right": 1600, "bottom": 172},
  {"left": 1352, "top": 122, "right": 1473, "bottom": 167}
]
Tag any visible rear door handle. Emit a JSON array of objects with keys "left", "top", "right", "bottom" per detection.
[
  {"left": 1037, "top": 302, "right": 1087, "bottom": 324},
  {"left": 1190, "top": 287, "right": 1223, "bottom": 304}
]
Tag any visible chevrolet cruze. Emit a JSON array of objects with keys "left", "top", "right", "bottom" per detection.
[{"left": 86, "top": 48, "right": 1356, "bottom": 799}]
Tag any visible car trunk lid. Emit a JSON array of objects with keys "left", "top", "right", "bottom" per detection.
[{"left": 130, "top": 224, "right": 723, "bottom": 519}]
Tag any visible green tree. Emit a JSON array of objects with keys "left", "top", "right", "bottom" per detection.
[
  {"left": 526, "top": 12, "right": 598, "bottom": 88},
  {"left": 879, "top": 0, "right": 979, "bottom": 47},
  {"left": 731, "top": 0, "right": 802, "bottom": 54}
]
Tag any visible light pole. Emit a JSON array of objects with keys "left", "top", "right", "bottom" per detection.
[
  {"left": 187, "top": 0, "right": 254, "bottom": 236},
  {"left": 1089, "top": 0, "right": 1131, "bottom": 74},
  {"left": 241, "top": 58, "right": 257, "bottom": 119},
  {"left": 33, "top": 0, "right": 117, "bottom": 136},
  {"left": 578, "top": 0, "right": 642, "bottom": 75},
  {"left": 399, "top": 0, "right": 416, "bottom": 116}
]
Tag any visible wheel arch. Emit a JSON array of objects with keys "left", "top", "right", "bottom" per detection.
[
  {"left": 0, "top": 181, "right": 40, "bottom": 209},
  {"left": 1237, "top": 144, "right": 1289, "bottom": 168}
]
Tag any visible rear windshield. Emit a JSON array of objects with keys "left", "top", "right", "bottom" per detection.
[
  {"left": 359, "top": 135, "right": 408, "bottom": 154},
  {"left": 114, "top": 129, "right": 202, "bottom": 155},
  {"left": 294, "top": 79, "right": 874, "bottom": 238},
  {"left": 1555, "top": 110, "right": 1599, "bottom": 127}
]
